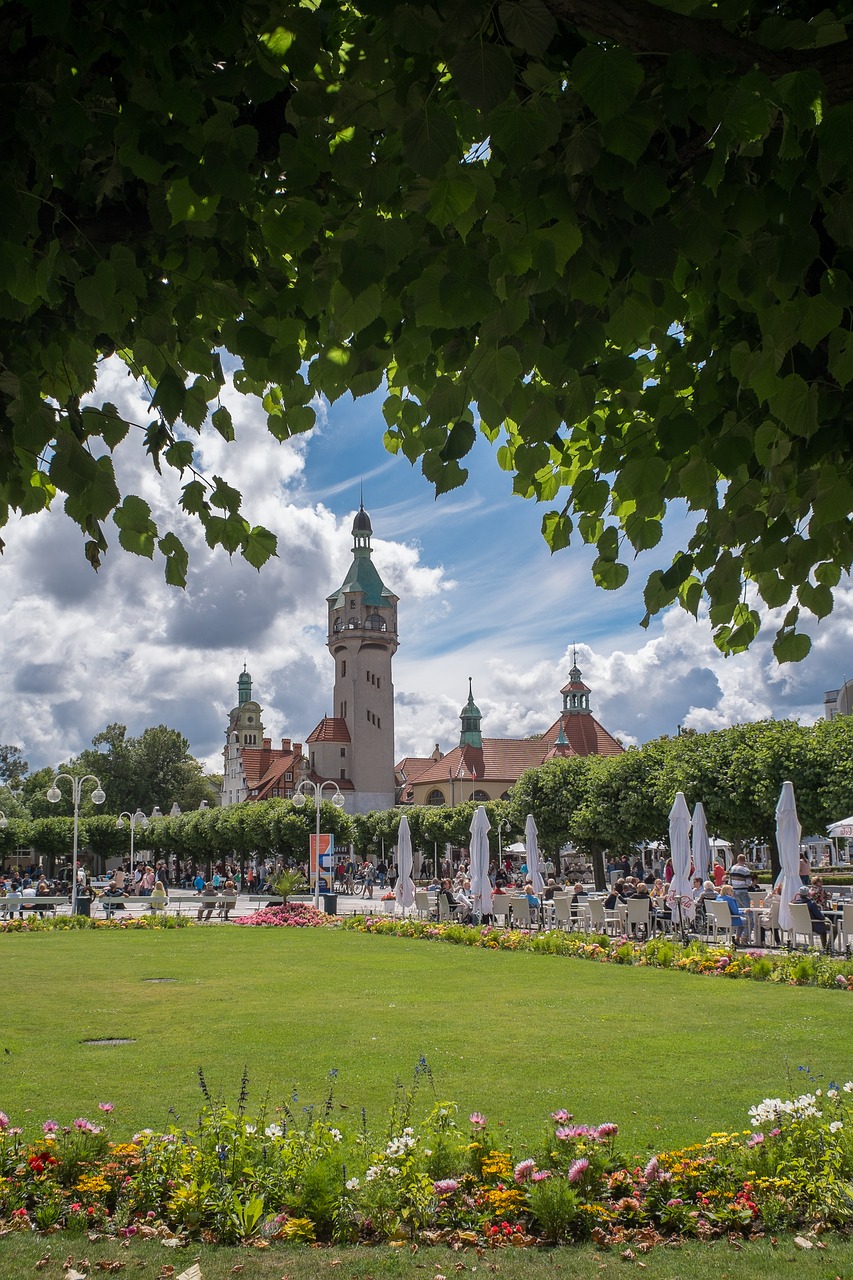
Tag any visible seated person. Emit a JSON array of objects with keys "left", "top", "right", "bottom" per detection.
[
  {"left": 197, "top": 881, "right": 219, "bottom": 922},
  {"left": 604, "top": 881, "right": 627, "bottom": 911},
  {"left": 149, "top": 880, "right": 168, "bottom": 912},
  {"left": 522, "top": 882, "right": 541, "bottom": 911},
  {"left": 809, "top": 876, "right": 830, "bottom": 908},
  {"left": 797, "top": 888, "right": 831, "bottom": 950},
  {"left": 715, "top": 883, "right": 748, "bottom": 943},
  {"left": 543, "top": 877, "right": 559, "bottom": 902}
]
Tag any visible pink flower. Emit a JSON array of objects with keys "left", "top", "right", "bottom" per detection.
[
  {"left": 42, "top": 1120, "right": 58, "bottom": 1134},
  {"left": 531, "top": 1169, "right": 552, "bottom": 1182},
  {"left": 433, "top": 1178, "right": 459, "bottom": 1195},
  {"left": 98, "top": 1102, "right": 114, "bottom": 1113},
  {"left": 550, "top": 1109, "right": 572, "bottom": 1122},
  {"left": 513, "top": 1158, "right": 536, "bottom": 1183},
  {"left": 770, "top": 1127, "right": 781, "bottom": 1137},
  {"left": 836, "top": 974, "right": 848, "bottom": 987},
  {"left": 596, "top": 1123, "right": 618, "bottom": 1139},
  {"left": 0, "top": 1112, "right": 9, "bottom": 1130},
  {"left": 469, "top": 1112, "right": 487, "bottom": 1128},
  {"left": 644, "top": 1157, "right": 662, "bottom": 1182},
  {"left": 747, "top": 1133, "right": 764, "bottom": 1147},
  {"left": 568, "top": 1157, "right": 589, "bottom": 1184}
]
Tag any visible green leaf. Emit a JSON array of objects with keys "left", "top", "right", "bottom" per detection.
[
  {"left": 828, "top": 329, "right": 853, "bottom": 388},
  {"left": 753, "top": 421, "right": 791, "bottom": 467},
  {"left": 798, "top": 292, "right": 842, "bottom": 349},
  {"left": 242, "top": 525, "right": 278, "bottom": 570},
  {"left": 440, "top": 421, "right": 476, "bottom": 461},
  {"left": 421, "top": 452, "right": 468, "bottom": 494},
  {"left": 113, "top": 495, "right": 157, "bottom": 558},
  {"left": 768, "top": 374, "right": 818, "bottom": 438},
  {"left": 211, "top": 406, "right": 234, "bottom": 442},
  {"left": 498, "top": 0, "right": 557, "bottom": 55},
  {"left": 402, "top": 107, "right": 458, "bottom": 176},
  {"left": 592, "top": 557, "right": 629, "bottom": 590},
  {"left": 470, "top": 345, "right": 523, "bottom": 400},
  {"left": 75, "top": 263, "right": 116, "bottom": 321},
  {"left": 450, "top": 42, "right": 515, "bottom": 112},
  {"left": 158, "top": 533, "right": 188, "bottom": 588},
  {"left": 572, "top": 46, "right": 644, "bottom": 123},
  {"left": 150, "top": 369, "right": 186, "bottom": 425},
  {"left": 165, "top": 440, "right": 195, "bottom": 471},
  {"left": 166, "top": 178, "right": 220, "bottom": 224},
  {"left": 541, "top": 509, "right": 573, "bottom": 552},
  {"left": 773, "top": 630, "right": 812, "bottom": 663},
  {"left": 427, "top": 174, "right": 477, "bottom": 228}
]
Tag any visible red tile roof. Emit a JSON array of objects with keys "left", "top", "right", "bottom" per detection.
[
  {"left": 412, "top": 738, "right": 550, "bottom": 787},
  {"left": 542, "top": 713, "right": 623, "bottom": 757},
  {"left": 306, "top": 717, "right": 352, "bottom": 744},
  {"left": 395, "top": 756, "right": 436, "bottom": 783}
]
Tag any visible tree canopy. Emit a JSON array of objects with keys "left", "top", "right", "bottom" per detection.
[{"left": 3, "top": 0, "right": 852, "bottom": 655}]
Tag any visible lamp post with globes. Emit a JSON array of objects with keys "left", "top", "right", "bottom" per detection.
[
  {"left": 290, "top": 758, "right": 346, "bottom": 910},
  {"left": 497, "top": 818, "right": 510, "bottom": 868},
  {"left": 116, "top": 809, "right": 149, "bottom": 879},
  {"left": 47, "top": 774, "right": 105, "bottom": 914}
]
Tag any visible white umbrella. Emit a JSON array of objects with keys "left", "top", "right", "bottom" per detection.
[
  {"left": 469, "top": 806, "right": 492, "bottom": 921},
  {"left": 667, "top": 792, "right": 695, "bottom": 924},
  {"left": 394, "top": 814, "right": 417, "bottom": 916},
  {"left": 525, "top": 813, "right": 545, "bottom": 895},
  {"left": 691, "top": 802, "right": 711, "bottom": 886},
  {"left": 828, "top": 816, "right": 853, "bottom": 837},
  {"left": 776, "top": 780, "right": 802, "bottom": 934}
]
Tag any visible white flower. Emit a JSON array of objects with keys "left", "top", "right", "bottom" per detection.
[
  {"left": 387, "top": 1165, "right": 401, "bottom": 1176},
  {"left": 844, "top": 1082, "right": 853, "bottom": 1093},
  {"left": 827, "top": 1089, "right": 839, "bottom": 1100},
  {"left": 345, "top": 1177, "right": 360, "bottom": 1190},
  {"left": 265, "top": 1124, "right": 283, "bottom": 1139},
  {"left": 329, "top": 1128, "right": 342, "bottom": 1142},
  {"left": 245, "top": 1124, "right": 257, "bottom": 1135},
  {"left": 830, "top": 1121, "right": 844, "bottom": 1133},
  {"left": 365, "top": 1165, "right": 381, "bottom": 1182}
]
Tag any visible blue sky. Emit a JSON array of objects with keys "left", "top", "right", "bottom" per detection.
[{"left": 0, "top": 360, "right": 850, "bottom": 780}]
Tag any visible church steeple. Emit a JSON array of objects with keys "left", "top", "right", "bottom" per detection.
[
  {"left": 237, "top": 663, "right": 252, "bottom": 706},
  {"left": 561, "top": 647, "right": 591, "bottom": 715},
  {"left": 460, "top": 678, "right": 483, "bottom": 748}
]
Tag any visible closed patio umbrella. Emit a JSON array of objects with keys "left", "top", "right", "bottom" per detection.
[
  {"left": 469, "top": 805, "right": 492, "bottom": 921},
  {"left": 667, "top": 791, "right": 695, "bottom": 927},
  {"left": 525, "top": 814, "right": 545, "bottom": 895},
  {"left": 394, "top": 814, "right": 416, "bottom": 917},
  {"left": 776, "top": 780, "right": 802, "bottom": 934},
  {"left": 691, "top": 801, "right": 711, "bottom": 887}
]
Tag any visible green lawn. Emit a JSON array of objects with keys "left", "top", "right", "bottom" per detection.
[{"left": 3, "top": 929, "right": 848, "bottom": 1155}]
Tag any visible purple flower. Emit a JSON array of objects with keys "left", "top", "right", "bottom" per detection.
[
  {"left": 514, "top": 1158, "right": 536, "bottom": 1183},
  {"left": 568, "top": 1157, "right": 589, "bottom": 1184},
  {"left": 596, "top": 1122, "right": 618, "bottom": 1139},
  {"left": 42, "top": 1120, "right": 58, "bottom": 1134},
  {"left": 644, "top": 1156, "right": 662, "bottom": 1182},
  {"left": 469, "top": 1112, "right": 487, "bottom": 1128}
]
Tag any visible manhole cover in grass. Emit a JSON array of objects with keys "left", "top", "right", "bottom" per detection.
[
  {"left": 142, "top": 977, "right": 177, "bottom": 983},
  {"left": 83, "top": 1038, "right": 136, "bottom": 1046}
]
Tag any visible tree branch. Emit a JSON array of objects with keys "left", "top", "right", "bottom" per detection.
[{"left": 544, "top": 0, "right": 853, "bottom": 105}]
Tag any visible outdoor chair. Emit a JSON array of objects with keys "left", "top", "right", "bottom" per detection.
[
  {"left": 625, "top": 898, "right": 652, "bottom": 939},
  {"left": 706, "top": 899, "right": 736, "bottom": 945},
  {"left": 838, "top": 903, "right": 853, "bottom": 953},
  {"left": 510, "top": 898, "right": 534, "bottom": 930},
  {"left": 586, "top": 898, "right": 607, "bottom": 933},
  {"left": 551, "top": 897, "right": 571, "bottom": 930},
  {"left": 437, "top": 896, "right": 454, "bottom": 923},
  {"left": 756, "top": 894, "right": 780, "bottom": 947},
  {"left": 414, "top": 889, "right": 431, "bottom": 920},
  {"left": 605, "top": 902, "right": 627, "bottom": 936},
  {"left": 787, "top": 901, "right": 824, "bottom": 949},
  {"left": 491, "top": 897, "right": 511, "bottom": 927},
  {"left": 570, "top": 899, "right": 589, "bottom": 932}
]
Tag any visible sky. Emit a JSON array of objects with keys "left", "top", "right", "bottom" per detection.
[{"left": 1, "top": 357, "right": 851, "bottom": 784}]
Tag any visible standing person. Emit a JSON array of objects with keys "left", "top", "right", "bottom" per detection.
[
  {"left": 155, "top": 861, "right": 169, "bottom": 890},
  {"left": 376, "top": 858, "right": 387, "bottom": 889},
  {"left": 364, "top": 861, "right": 376, "bottom": 900},
  {"left": 713, "top": 856, "right": 726, "bottom": 887},
  {"left": 799, "top": 852, "right": 811, "bottom": 885}
]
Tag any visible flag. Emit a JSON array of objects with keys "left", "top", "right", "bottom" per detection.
[{"left": 471, "top": 766, "right": 477, "bottom": 780}]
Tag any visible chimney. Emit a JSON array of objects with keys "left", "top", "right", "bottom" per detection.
[
  {"left": 282, "top": 737, "right": 291, "bottom": 752},
  {"left": 262, "top": 736, "right": 271, "bottom": 750},
  {"left": 294, "top": 742, "right": 302, "bottom": 759}
]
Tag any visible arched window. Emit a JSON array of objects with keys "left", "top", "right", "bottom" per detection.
[
  {"left": 472, "top": 789, "right": 490, "bottom": 802},
  {"left": 426, "top": 789, "right": 446, "bottom": 806},
  {"left": 366, "top": 612, "right": 386, "bottom": 631},
  {"left": 347, "top": 617, "right": 359, "bottom": 628},
  {"left": 333, "top": 618, "right": 343, "bottom": 632}
]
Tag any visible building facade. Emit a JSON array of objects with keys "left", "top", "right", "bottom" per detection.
[
  {"left": 220, "top": 505, "right": 398, "bottom": 813},
  {"left": 399, "top": 657, "right": 623, "bottom": 806}
]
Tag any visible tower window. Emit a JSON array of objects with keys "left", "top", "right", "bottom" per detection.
[
  {"left": 426, "top": 789, "right": 446, "bottom": 806},
  {"left": 377, "top": 717, "right": 381, "bottom": 729},
  {"left": 377, "top": 678, "right": 381, "bottom": 689},
  {"left": 340, "top": 769, "right": 346, "bottom": 780},
  {"left": 340, "top": 747, "right": 346, "bottom": 757},
  {"left": 341, "top": 661, "right": 346, "bottom": 677},
  {"left": 350, "top": 599, "right": 356, "bottom": 609}
]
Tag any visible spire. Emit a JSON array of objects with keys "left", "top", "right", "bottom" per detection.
[
  {"left": 561, "top": 645, "right": 591, "bottom": 714},
  {"left": 569, "top": 643, "right": 581, "bottom": 684},
  {"left": 459, "top": 677, "right": 483, "bottom": 749},
  {"left": 351, "top": 498, "right": 373, "bottom": 551},
  {"left": 237, "top": 665, "right": 252, "bottom": 705}
]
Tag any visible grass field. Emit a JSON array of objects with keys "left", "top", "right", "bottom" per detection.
[{"left": 3, "top": 929, "right": 848, "bottom": 1155}]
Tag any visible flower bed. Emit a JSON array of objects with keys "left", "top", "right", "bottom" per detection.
[
  {"left": 1, "top": 1076, "right": 852, "bottom": 1247},
  {"left": 0, "top": 913, "right": 192, "bottom": 934},
  {"left": 232, "top": 902, "right": 330, "bottom": 927},
  {"left": 338, "top": 916, "right": 853, "bottom": 989}
]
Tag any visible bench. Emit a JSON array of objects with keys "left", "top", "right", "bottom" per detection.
[
  {"left": 1, "top": 896, "right": 68, "bottom": 918},
  {"left": 97, "top": 895, "right": 169, "bottom": 916},
  {"left": 245, "top": 895, "right": 286, "bottom": 910}
]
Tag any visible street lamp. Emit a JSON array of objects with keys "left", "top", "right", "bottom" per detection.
[
  {"left": 47, "top": 774, "right": 105, "bottom": 913},
  {"left": 497, "top": 818, "right": 510, "bottom": 867},
  {"left": 116, "top": 808, "right": 149, "bottom": 878},
  {"left": 0, "top": 811, "right": 7, "bottom": 830},
  {"left": 291, "top": 759, "right": 345, "bottom": 909}
]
